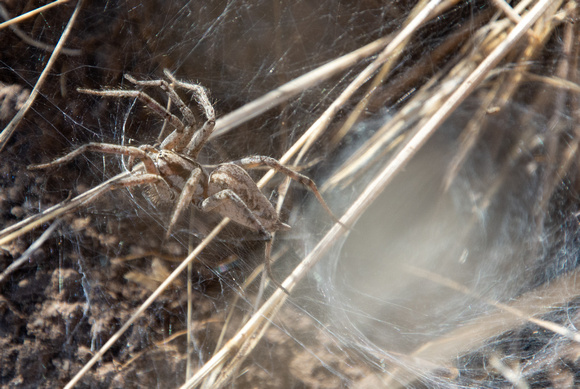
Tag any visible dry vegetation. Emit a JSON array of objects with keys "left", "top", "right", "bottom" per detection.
[{"left": 1, "top": 0, "right": 580, "bottom": 388}]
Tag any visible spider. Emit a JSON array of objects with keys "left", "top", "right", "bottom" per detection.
[{"left": 29, "top": 69, "right": 337, "bottom": 291}]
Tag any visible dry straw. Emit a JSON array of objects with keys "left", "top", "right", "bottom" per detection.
[{"left": 1, "top": 0, "right": 578, "bottom": 387}]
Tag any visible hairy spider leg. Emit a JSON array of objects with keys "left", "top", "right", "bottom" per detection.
[
  {"left": 185, "top": 116, "right": 216, "bottom": 159},
  {"left": 163, "top": 70, "right": 216, "bottom": 158},
  {"left": 109, "top": 173, "right": 166, "bottom": 190},
  {"left": 122, "top": 71, "right": 216, "bottom": 157},
  {"left": 164, "top": 167, "right": 204, "bottom": 240},
  {"left": 123, "top": 74, "right": 198, "bottom": 153},
  {"left": 77, "top": 88, "right": 184, "bottom": 139},
  {"left": 124, "top": 74, "right": 196, "bottom": 128},
  {"left": 28, "top": 143, "right": 158, "bottom": 175},
  {"left": 230, "top": 156, "right": 341, "bottom": 224}
]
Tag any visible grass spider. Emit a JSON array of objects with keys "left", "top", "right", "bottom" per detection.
[{"left": 29, "top": 69, "right": 337, "bottom": 292}]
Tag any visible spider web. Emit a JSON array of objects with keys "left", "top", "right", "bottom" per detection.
[{"left": 1, "top": 0, "right": 580, "bottom": 388}]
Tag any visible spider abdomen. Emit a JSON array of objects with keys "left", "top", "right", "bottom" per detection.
[{"left": 206, "top": 164, "right": 290, "bottom": 233}]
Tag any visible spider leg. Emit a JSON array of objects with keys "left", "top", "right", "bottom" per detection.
[
  {"left": 124, "top": 74, "right": 197, "bottom": 131},
  {"left": 163, "top": 70, "right": 216, "bottom": 159},
  {"left": 185, "top": 117, "right": 215, "bottom": 159},
  {"left": 77, "top": 88, "right": 185, "bottom": 135},
  {"left": 200, "top": 189, "right": 272, "bottom": 240},
  {"left": 156, "top": 97, "right": 172, "bottom": 144},
  {"left": 28, "top": 143, "right": 157, "bottom": 174},
  {"left": 164, "top": 167, "right": 203, "bottom": 240},
  {"left": 109, "top": 173, "right": 166, "bottom": 190},
  {"left": 201, "top": 188, "right": 289, "bottom": 293},
  {"left": 230, "top": 156, "right": 341, "bottom": 225}
]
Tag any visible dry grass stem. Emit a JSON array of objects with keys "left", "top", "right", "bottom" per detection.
[
  {"left": 2, "top": 0, "right": 575, "bottom": 387},
  {"left": 327, "top": 0, "right": 568, "bottom": 193},
  {"left": 490, "top": 0, "right": 524, "bottom": 24},
  {"left": 211, "top": 35, "right": 393, "bottom": 139},
  {"left": 330, "top": 0, "right": 458, "bottom": 146},
  {"left": 0, "top": 4, "right": 81, "bottom": 56},
  {"left": 0, "top": 0, "right": 70, "bottom": 30},
  {"left": 0, "top": 220, "right": 61, "bottom": 285},
  {"left": 0, "top": 0, "right": 83, "bottom": 152},
  {"left": 380, "top": 265, "right": 580, "bottom": 386},
  {"left": 179, "top": 0, "right": 556, "bottom": 386},
  {"left": 323, "top": 1, "right": 568, "bottom": 190},
  {"left": 406, "top": 266, "right": 580, "bottom": 344},
  {"left": 64, "top": 218, "right": 230, "bottom": 389},
  {"left": 0, "top": 170, "right": 132, "bottom": 247},
  {"left": 294, "top": 0, "right": 445, "bottom": 164},
  {"left": 489, "top": 355, "right": 530, "bottom": 389},
  {"left": 443, "top": 84, "right": 501, "bottom": 190},
  {"left": 186, "top": 1, "right": 448, "bottom": 383},
  {"left": 535, "top": 15, "right": 576, "bottom": 216}
]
